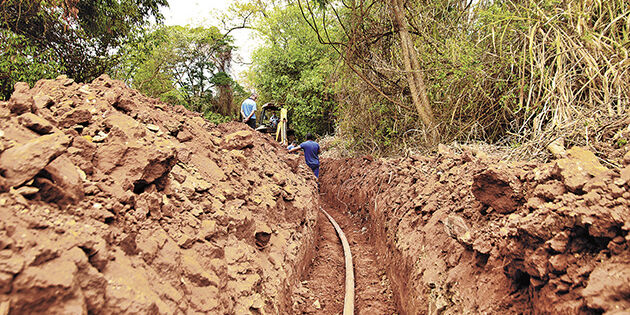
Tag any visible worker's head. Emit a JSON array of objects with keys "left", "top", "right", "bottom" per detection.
[
  {"left": 250, "top": 93, "right": 258, "bottom": 100},
  {"left": 305, "top": 133, "right": 315, "bottom": 141}
]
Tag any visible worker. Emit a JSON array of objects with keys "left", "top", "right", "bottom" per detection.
[
  {"left": 269, "top": 113, "right": 279, "bottom": 130},
  {"left": 241, "top": 93, "right": 258, "bottom": 129},
  {"left": 288, "top": 133, "right": 320, "bottom": 178}
]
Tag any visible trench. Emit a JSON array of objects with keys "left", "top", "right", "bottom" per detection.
[{"left": 292, "top": 194, "right": 398, "bottom": 314}]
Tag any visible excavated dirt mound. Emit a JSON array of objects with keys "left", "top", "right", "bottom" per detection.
[
  {"left": 0, "top": 75, "right": 320, "bottom": 314},
  {"left": 321, "top": 147, "right": 630, "bottom": 314}
]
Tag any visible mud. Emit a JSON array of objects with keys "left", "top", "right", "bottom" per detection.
[
  {"left": 320, "top": 147, "right": 630, "bottom": 314},
  {"left": 0, "top": 76, "right": 320, "bottom": 314}
]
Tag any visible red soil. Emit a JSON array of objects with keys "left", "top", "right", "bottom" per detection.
[{"left": 0, "top": 76, "right": 320, "bottom": 314}]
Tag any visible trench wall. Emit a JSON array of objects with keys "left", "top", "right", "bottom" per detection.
[{"left": 320, "top": 150, "right": 630, "bottom": 314}]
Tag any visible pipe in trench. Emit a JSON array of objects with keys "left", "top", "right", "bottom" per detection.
[{"left": 320, "top": 207, "right": 355, "bottom": 315}]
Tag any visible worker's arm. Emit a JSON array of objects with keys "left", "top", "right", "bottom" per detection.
[{"left": 288, "top": 145, "right": 302, "bottom": 153}]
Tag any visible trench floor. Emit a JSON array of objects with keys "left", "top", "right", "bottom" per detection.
[{"left": 292, "top": 193, "right": 398, "bottom": 314}]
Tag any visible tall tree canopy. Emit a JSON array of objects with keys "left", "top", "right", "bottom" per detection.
[
  {"left": 238, "top": 1, "right": 338, "bottom": 139},
  {"left": 113, "top": 25, "right": 246, "bottom": 119},
  {"left": 0, "top": 0, "right": 168, "bottom": 99}
]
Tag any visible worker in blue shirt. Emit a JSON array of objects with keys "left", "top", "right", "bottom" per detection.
[
  {"left": 288, "top": 133, "right": 320, "bottom": 178},
  {"left": 241, "top": 93, "right": 258, "bottom": 129}
]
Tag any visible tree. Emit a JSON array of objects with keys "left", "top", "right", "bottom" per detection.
[
  {"left": 391, "top": 0, "right": 437, "bottom": 143},
  {"left": 248, "top": 4, "right": 338, "bottom": 138},
  {"left": 0, "top": 0, "right": 167, "bottom": 99},
  {"left": 113, "top": 25, "right": 244, "bottom": 117}
]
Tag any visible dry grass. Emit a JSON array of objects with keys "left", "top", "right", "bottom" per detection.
[{"left": 335, "top": 0, "right": 630, "bottom": 161}]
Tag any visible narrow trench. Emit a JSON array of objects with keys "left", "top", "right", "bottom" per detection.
[{"left": 292, "top": 193, "right": 398, "bottom": 314}]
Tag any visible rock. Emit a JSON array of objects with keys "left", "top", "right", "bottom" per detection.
[
  {"left": 146, "top": 124, "right": 160, "bottom": 132},
  {"left": 33, "top": 93, "right": 54, "bottom": 110},
  {"left": 114, "top": 97, "right": 137, "bottom": 112},
  {"left": 41, "top": 155, "right": 84, "bottom": 205},
  {"left": 313, "top": 299, "right": 321, "bottom": 309},
  {"left": 181, "top": 253, "right": 220, "bottom": 287},
  {"left": 103, "top": 90, "right": 121, "bottom": 107},
  {"left": 472, "top": 168, "right": 523, "bottom": 214},
  {"left": 92, "top": 131, "right": 108, "bottom": 143},
  {"left": 472, "top": 237, "right": 493, "bottom": 255},
  {"left": 8, "top": 82, "right": 34, "bottom": 114},
  {"left": 18, "top": 113, "right": 54, "bottom": 134},
  {"left": 176, "top": 233, "right": 196, "bottom": 249},
  {"left": 59, "top": 108, "right": 92, "bottom": 128},
  {"left": 222, "top": 130, "right": 255, "bottom": 150},
  {"left": 554, "top": 147, "right": 609, "bottom": 192},
  {"left": 547, "top": 232, "right": 569, "bottom": 253},
  {"left": 198, "top": 219, "right": 218, "bottom": 241},
  {"left": 0, "top": 271, "right": 12, "bottom": 294},
  {"left": 181, "top": 174, "right": 211, "bottom": 193},
  {"left": 0, "top": 300, "right": 9, "bottom": 315},
  {"left": 619, "top": 166, "right": 630, "bottom": 186},
  {"left": 176, "top": 128, "right": 193, "bottom": 142},
  {"left": 0, "top": 232, "right": 13, "bottom": 250},
  {"left": 623, "top": 151, "right": 630, "bottom": 166},
  {"left": 250, "top": 294, "right": 264, "bottom": 309},
  {"left": 103, "top": 252, "right": 171, "bottom": 314},
  {"left": 524, "top": 248, "right": 548, "bottom": 279},
  {"left": 442, "top": 215, "right": 472, "bottom": 246},
  {"left": 134, "top": 191, "right": 161, "bottom": 220},
  {"left": 13, "top": 186, "right": 39, "bottom": 196},
  {"left": 12, "top": 258, "right": 77, "bottom": 296},
  {"left": 547, "top": 138, "right": 567, "bottom": 158},
  {"left": 548, "top": 255, "right": 568, "bottom": 273},
  {"left": 0, "top": 250, "right": 25, "bottom": 274},
  {"left": 533, "top": 180, "right": 566, "bottom": 201},
  {"left": 0, "top": 132, "right": 71, "bottom": 187},
  {"left": 583, "top": 259, "right": 630, "bottom": 312}
]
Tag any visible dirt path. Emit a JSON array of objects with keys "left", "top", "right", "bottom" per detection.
[{"left": 293, "top": 194, "right": 397, "bottom": 314}]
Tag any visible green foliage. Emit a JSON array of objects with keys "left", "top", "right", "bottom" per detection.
[
  {"left": 0, "top": 30, "right": 65, "bottom": 99},
  {"left": 204, "top": 111, "right": 235, "bottom": 124},
  {"left": 248, "top": 4, "right": 338, "bottom": 140},
  {"left": 0, "top": 0, "right": 167, "bottom": 99},
  {"left": 112, "top": 25, "right": 245, "bottom": 117}
]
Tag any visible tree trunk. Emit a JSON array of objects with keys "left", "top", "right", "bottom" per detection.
[
  {"left": 217, "top": 84, "right": 233, "bottom": 116},
  {"left": 392, "top": 0, "right": 438, "bottom": 143}
]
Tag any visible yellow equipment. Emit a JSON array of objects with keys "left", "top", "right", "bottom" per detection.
[{"left": 275, "top": 107, "right": 288, "bottom": 145}]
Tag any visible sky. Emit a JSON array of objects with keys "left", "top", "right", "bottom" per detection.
[{"left": 160, "top": 0, "right": 259, "bottom": 76}]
